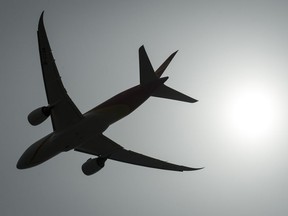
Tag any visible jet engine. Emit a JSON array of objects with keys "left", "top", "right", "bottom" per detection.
[
  {"left": 82, "top": 157, "right": 107, "bottom": 176},
  {"left": 28, "top": 106, "right": 51, "bottom": 126}
]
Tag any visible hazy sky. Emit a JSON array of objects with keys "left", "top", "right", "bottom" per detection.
[{"left": 1, "top": 1, "right": 288, "bottom": 215}]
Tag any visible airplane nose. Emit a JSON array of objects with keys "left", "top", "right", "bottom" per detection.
[
  {"left": 16, "top": 151, "right": 34, "bottom": 169},
  {"left": 16, "top": 133, "right": 54, "bottom": 170},
  {"left": 16, "top": 139, "right": 43, "bottom": 169},
  {"left": 16, "top": 158, "right": 27, "bottom": 169}
]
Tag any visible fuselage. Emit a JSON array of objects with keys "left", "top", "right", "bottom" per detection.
[{"left": 17, "top": 77, "right": 168, "bottom": 169}]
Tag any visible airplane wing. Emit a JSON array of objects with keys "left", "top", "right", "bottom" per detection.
[
  {"left": 37, "top": 12, "right": 83, "bottom": 131},
  {"left": 75, "top": 134, "right": 201, "bottom": 172}
]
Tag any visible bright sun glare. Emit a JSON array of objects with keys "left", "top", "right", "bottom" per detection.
[{"left": 225, "top": 81, "right": 282, "bottom": 142}]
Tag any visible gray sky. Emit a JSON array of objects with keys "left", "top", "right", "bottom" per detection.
[{"left": 1, "top": 0, "right": 288, "bottom": 215}]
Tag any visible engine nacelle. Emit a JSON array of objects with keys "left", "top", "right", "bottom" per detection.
[
  {"left": 28, "top": 106, "right": 51, "bottom": 126},
  {"left": 82, "top": 157, "right": 107, "bottom": 176}
]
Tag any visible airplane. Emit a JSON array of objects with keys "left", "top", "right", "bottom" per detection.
[{"left": 17, "top": 12, "right": 202, "bottom": 175}]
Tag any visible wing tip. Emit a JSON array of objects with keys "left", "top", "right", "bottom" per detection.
[
  {"left": 40, "top": 10, "right": 45, "bottom": 21},
  {"left": 139, "top": 45, "right": 145, "bottom": 51},
  {"left": 38, "top": 11, "right": 45, "bottom": 30},
  {"left": 172, "top": 50, "right": 178, "bottom": 57},
  {"left": 182, "top": 166, "right": 204, "bottom": 171},
  {"left": 189, "top": 98, "right": 198, "bottom": 103},
  {"left": 182, "top": 97, "right": 198, "bottom": 103}
]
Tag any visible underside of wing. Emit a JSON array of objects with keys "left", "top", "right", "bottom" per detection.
[
  {"left": 109, "top": 149, "right": 201, "bottom": 171},
  {"left": 37, "top": 12, "right": 83, "bottom": 131},
  {"left": 75, "top": 134, "right": 202, "bottom": 172}
]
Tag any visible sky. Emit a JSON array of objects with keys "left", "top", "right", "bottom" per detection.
[{"left": 1, "top": 0, "right": 288, "bottom": 215}]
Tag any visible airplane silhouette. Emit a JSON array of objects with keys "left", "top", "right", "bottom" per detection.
[{"left": 17, "top": 12, "right": 202, "bottom": 175}]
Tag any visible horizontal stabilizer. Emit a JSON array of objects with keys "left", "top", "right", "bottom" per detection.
[
  {"left": 152, "top": 85, "right": 198, "bottom": 103},
  {"left": 155, "top": 50, "right": 178, "bottom": 78}
]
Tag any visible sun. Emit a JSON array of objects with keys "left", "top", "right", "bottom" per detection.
[{"left": 225, "top": 81, "right": 282, "bottom": 142}]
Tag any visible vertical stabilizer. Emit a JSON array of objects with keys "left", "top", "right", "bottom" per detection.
[
  {"left": 138, "top": 45, "right": 197, "bottom": 103},
  {"left": 139, "top": 46, "right": 157, "bottom": 84}
]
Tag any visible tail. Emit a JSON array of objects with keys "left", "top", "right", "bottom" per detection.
[{"left": 139, "top": 45, "right": 198, "bottom": 103}]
